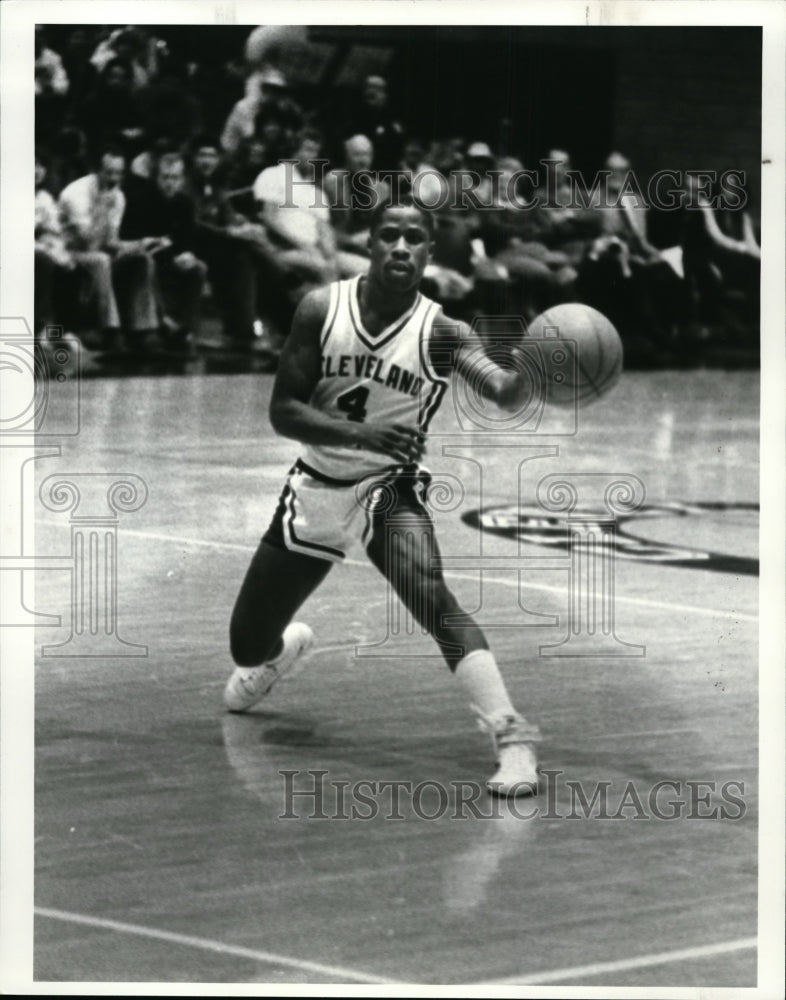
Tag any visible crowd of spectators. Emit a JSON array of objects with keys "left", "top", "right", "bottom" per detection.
[{"left": 35, "top": 25, "right": 761, "bottom": 365}]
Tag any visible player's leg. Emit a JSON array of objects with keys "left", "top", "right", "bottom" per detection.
[
  {"left": 365, "top": 498, "right": 484, "bottom": 664},
  {"left": 225, "top": 539, "right": 332, "bottom": 711},
  {"left": 230, "top": 539, "right": 332, "bottom": 666},
  {"left": 365, "top": 484, "right": 541, "bottom": 795}
]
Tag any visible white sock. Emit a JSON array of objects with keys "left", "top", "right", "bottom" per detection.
[{"left": 454, "top": 649, "right": 517, "bottom": 720}]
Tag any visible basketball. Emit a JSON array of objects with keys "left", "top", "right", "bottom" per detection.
[{"left": 527, "top": 303, "right": 623, "bottom": 407}]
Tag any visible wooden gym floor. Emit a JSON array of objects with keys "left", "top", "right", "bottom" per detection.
[{"left": 32, "top": 362, "right": 759, "bottom": 987}]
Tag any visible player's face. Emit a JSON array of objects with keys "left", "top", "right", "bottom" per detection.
[{"left": 368, "top": 207, "right": 432, "bottom": 291}]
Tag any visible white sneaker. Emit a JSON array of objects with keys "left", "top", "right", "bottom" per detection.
[
  {"left": 474, "top": 708, "right": 542, "bottom": 797},
  {"left": 223, "top": 623, "right": 314, "bottom": 712}
]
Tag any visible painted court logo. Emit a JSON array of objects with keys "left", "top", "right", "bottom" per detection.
[{"left": 463, "top": 501, "right": 758, "bottom": 575}]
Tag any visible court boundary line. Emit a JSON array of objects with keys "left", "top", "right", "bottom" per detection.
[
  {"left": 35, "top": 907, "right": 403, "bottom": 984},
  {"left": 36, "top": 521, "right": 757, "bottom": 624},
  {"left": 474, "top": 935, "right": 757, "bottom": 985}
]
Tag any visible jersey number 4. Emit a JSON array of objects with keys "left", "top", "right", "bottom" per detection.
[{"left": 336, "top": 385, "right": 370, "bottom": 423}]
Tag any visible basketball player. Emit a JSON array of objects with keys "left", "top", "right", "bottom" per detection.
[{"left": 225, "top": 197, "right": 543, "bottom": 797}]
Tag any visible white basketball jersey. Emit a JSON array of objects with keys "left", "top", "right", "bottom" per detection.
[{"left": 301, "top": 275, "right": 448, "bottom": 479}]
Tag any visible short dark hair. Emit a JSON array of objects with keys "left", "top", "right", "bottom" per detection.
[
  {"left": 369, "top": 194, "right": 435, "bottom": 238},
  {"left": 295, "top": 125, "right": 324, "bottom": 149},
  {"left": 191, "top": 134, "right": 221, "bottom": 156},
  {"left": 94, "top": 142, "right": 127, "bottom": 168}
]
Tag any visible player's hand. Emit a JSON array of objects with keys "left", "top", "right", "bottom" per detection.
[{"left": 355, "top": 422, "right": 426, "bottom": 464}]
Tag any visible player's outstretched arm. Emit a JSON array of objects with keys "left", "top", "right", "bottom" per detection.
[
  {"left": 434, "top": 313, "right": 531, "bottom": 413},
  {"left": 269, "top": 290, "right": 424, "bottom": 463}
]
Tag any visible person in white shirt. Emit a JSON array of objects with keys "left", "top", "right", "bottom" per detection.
[
  {"left": 253, "top": 126, "right": 339, "bottom": 298},
  {"left": 58, "top": 147, "right": 161, "bottom": 348},
  {"left": 35, "top": 151, "right": 75, "bottom": 337}
]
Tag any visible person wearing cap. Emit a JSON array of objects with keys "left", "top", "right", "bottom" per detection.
[
  {"left": 465, "top": 141, "right": 496, "bottom": 195},
  {"left": 221, "top": 66, "right": 290, "bottom": 156}
]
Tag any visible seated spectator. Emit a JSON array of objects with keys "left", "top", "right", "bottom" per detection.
[
  {"left": 35, "top": 26, "right": 69, "bottom": 98},
  {"left": 252, "top": 93, "right": 304, "bottom": 166},
  {"left": 61, "top": 27, "right": 99, "bottom": 125},
  {"left": 49, "top": 126, "right": 91, "bottom": 193},
  {"left": 577, "top": 151, "right": 690, "bottom": 353},
  {"left": 680, "top": 172, "right": 760, "bottom": 337},
  {"left": 427, "top": 137, "right": 466, "bottom": 178},
  {"left": 35, "top": 27, "right": 69, "bottom": 141},
  {"left": 188, "top": 137, "right": 234, "bottom": 226},
  {"left": 129, "top": 136, "right": 184, "bottom": 183},
  {"left": 90, "top": 26, "right": 158, "bottom": 91},
  {"left": 220, "top": 66, "right": 293, "bottom": 155},
  {"left": 35, "top": 150, "right": 78, "bottom": 337},
  {"left": 534, "top": 147, "right": 601, "bottom": 269},
  {"left": 77, "top": 57, "right": 145, "bottom": 153},
  {"left": 253, "top": 126, "right": 338, "bottom": 299},
  {"left": 120, "top": 152, "right": 208, "bottom": 348},
  {"left": 322, "top": 134, "right": 390, "bottom": 277},
  {"left": 342, "top": 75, "right": 404, "bottom": 172},
  {"left": 58, "top": 144, "right": 159, "bottom": 350},
  {"left": 398, "top": 137, "right": 443, "bottom": 206},
  {"left": 136, "top": 59, "right": 203, "bottom": 153},
  {"left": 224, "top": 137, "right": 270, "bottom": 219},
  {"left": 463, "top": 141, "right": 498, "bottom": 205},
  {"left": 477, "top": 155, "right": 578, "bottom": 318},
  {"left": 185, "top": 136, "right": 291, "bottom": 351},
  {"left": 423, "top": 142, "right": 507, "bottom": 316}
]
